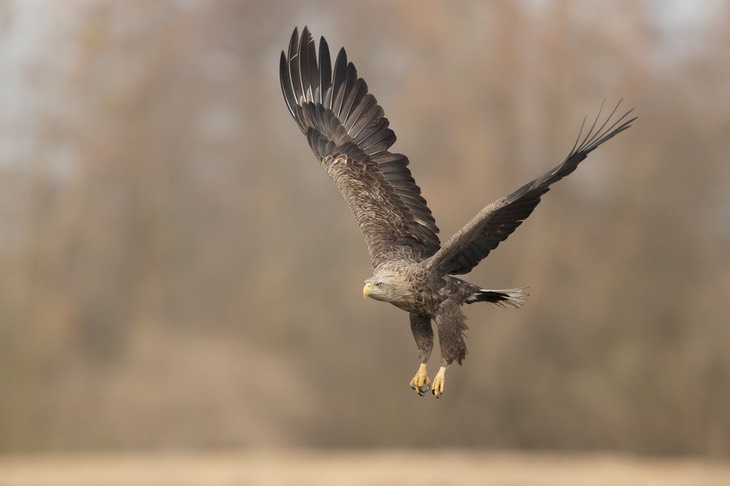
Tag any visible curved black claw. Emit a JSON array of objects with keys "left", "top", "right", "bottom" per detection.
[{"left": 417, "top": 384, "right": 430, "bottom": 396}]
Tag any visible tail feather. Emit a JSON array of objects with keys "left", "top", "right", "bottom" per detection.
[{"left": 465, "top": 287, "right": 528, "bottom": 308}]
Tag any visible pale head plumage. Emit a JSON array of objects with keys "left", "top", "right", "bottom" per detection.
[{"left": 363, "top": 270, "right": 412, "bottom": 304}]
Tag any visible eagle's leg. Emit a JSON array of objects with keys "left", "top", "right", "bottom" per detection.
[
  {"left": 432, "top": 302, "right": 468, "bottom": 398},
  {"left": 409, "top": 313, "right": 434, "bottom": 396},
  {"left": 431, "top": 364, "right": 447, "bottom": 399}
]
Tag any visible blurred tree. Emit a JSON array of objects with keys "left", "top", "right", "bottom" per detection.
[{"left": 0, "top": 0, "right": 728, "bottom": 456}]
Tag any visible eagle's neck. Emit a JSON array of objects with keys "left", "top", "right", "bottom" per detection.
[{"left": 370, "top": 262, "right": 439, "bottom": 313}]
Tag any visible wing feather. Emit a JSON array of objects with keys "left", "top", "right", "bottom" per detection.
[
  {"left": 318, "top": 38, "right": 332, "bottom": 105},
  {"left": 288, "top": 32, "right": 304, "bottom": 110},
  {"left": 360, "top": 132, "right": 394, "bottom": 155},
  {"left": 280, "top": 27, "right": 440, "bottom": 268},
  {"left": 348, "top": 96, "right": 380, "bottom": 137},
  {"left": 426, "top": 101, "right": 636, "bottom": 276},
  {"left": 354, "top": 118, "right": 391, "bottom": 152},
  {"left": 333, "top": 58, "right": 356, "bottom": 120},
  {"left": 341, "top": 77, "right": 367, "bottom": 127},
  {"left": 299, "top": 28, "right": 317, "bottom": 103}
]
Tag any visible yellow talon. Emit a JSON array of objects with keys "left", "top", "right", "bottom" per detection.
[
  {"left": 431, "top": 366, "right": 446, "bottom": 398},
  {"left": 409, "top": 363, "right": 430, "bottom": 395}
]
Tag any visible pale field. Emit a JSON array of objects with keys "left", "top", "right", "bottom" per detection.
[{"left": 0, "top": 450, "right": 729, "bottom": 486}]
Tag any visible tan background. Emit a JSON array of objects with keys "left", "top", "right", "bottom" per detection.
[{"left": 0, "top": 3, "right": 728, "bottom": 478}]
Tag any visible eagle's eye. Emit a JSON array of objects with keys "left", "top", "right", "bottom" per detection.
[{"left": 375, "top": 281, "right": 383, "bottom": 288}]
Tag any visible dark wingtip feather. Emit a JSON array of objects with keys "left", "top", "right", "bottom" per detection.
[
  {"left": 318, "top": 37, "right": 332, "bottom": 105},
  {"left": 331, "top": 48, "right": 350, "bottom": 116},
  {"left": 571, "top": 100, "right": 636, "bottom": 157},
  {"left": 299, "top": 27, "right": 319, "bottom": 104},
  {"left": 279, "top": 51, "right": 296, "bottom": 119},
  {"left": 288, "top": 27, "right": 299, "bottom": 51}
]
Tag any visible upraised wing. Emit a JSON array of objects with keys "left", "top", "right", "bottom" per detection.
[
  {"left": 280, "top": 27, "right": 440, "bottom": 268},
  {"left": 426, "top": 102, "right": 636, "bottom": 276}
]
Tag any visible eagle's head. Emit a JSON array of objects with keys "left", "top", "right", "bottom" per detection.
[{"left": 363, "top": 272, "right": 411, "bottom": 304}]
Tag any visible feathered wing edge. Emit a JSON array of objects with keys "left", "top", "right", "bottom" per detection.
[
  {"left": 426, "top": 101, "right": 637, "bottom": 276},
  {"left": 280, "top": 27, "right": 441, "bottom": 267}
]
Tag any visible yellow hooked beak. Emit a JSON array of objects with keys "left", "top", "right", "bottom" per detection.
[{"left": 363, "top": 282, "right": 372, "bottom": 299}]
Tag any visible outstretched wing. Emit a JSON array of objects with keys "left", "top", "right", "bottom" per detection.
[
  {"left": 280, "top": 27, "right": 440, "bottom": 268},
  {"left": 426, "top": 102, "right": 636, "bottom": 276}
]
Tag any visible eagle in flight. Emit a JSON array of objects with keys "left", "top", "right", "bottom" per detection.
[{"left": 280, "top": 27, "right": 635, "bottom": 398}]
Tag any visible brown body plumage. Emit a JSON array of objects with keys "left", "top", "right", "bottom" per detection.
[{"left": 280, "top": 27, "right": 635, "bottom": 397}]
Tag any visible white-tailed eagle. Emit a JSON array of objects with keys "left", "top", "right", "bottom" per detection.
[{"left": 280, "top": 27, "right": 635, "bottom": 397}]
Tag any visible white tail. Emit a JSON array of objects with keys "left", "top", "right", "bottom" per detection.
[{"left": 465, "top": 287, "right": 529, "bottom": 308}]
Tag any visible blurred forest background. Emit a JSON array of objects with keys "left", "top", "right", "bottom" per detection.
[{"left": 0, "top": 0, "right": 728, "bottom": 457}]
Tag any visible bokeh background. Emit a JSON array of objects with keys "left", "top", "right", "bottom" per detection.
[{"left": 1, "top": 0, "right": 729, "bottom": 459}]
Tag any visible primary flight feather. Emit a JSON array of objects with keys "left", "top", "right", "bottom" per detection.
[{"left": 280, "top": 27, "right": 635, "bottom": 398}]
